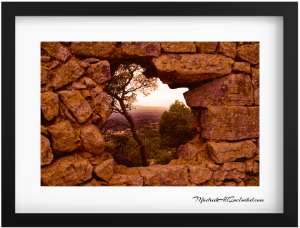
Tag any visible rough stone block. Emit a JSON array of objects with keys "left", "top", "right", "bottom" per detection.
[
  {"left": 41, "top": 42, "right": 70, "bottom": 62},
  {"left": 160, "top": 42, "right": 196, "bottom": 53},
  {"left": 41, "top": 153, "right": 92, "bottom": 186},
  {"left": 138, "top": 165, "right": 188, "bottom": 186},
  {"left": 216, "top": 42, "right": 237, "bottom": 58},
  {"left": 201, "top": 106, "right": 259, "bottom": 140},
  {"left": 152, "top": 54, "right": 234, "bottom": 84},
  {"left": 232, "top": 62, "right": 251, "bottom": 73},
  {"left": 41, "top": 92, "right": 59, "bottom": 121},
  {"left": 184, "top": 74, "right": 254, "bottom": 107},
  {"left": 237, "top": 43, "right": 259, "bottom": 65},
  {"left": 46, "top": 120, "right": 81, "bottom": 153},
  {"left": 69, "top": 42, "right": 117, "bottom": 58},
  {"left": 80, "top": 124, "right": 105, "bottom": 154},
  {"left": 86, "top": 60, "right": 111, "bottom": 84},
  {"left": 120, "top": 42, "right": 161, "bottom": 57},
  {"left": 195, "top": 42, "right": 218, "bottom": 53},
  {"left": 58, "top": 90, "right": 93, "bottom": 123},
  {"left": 212, "top": 162, "right": 246, "bottom": 180},
  {"left": 41, "top": 135, "right": 53, "bottom": 166},
  {"left": 207, "top": 140, "right": 257, "bottom": 163},
  {"left": 188, "top": 166, "right": 213, "bottom": 184},
  {"left": 51, "top": 57, "right": 85, "bottom": 89}
]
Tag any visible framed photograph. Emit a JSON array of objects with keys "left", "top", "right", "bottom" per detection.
[{"left": 2, "top": 2, "right": 298, "bottom": 227}]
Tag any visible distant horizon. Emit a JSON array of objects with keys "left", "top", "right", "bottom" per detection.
[{"left": 134, "top": 80, "right": 189, "bottom": 107}]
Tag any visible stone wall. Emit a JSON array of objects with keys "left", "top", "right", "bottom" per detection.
[{"left": 41, "top": 42, "right": 259, "bottom": 186}]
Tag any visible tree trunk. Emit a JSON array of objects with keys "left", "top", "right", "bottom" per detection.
[{"left": 119, "top": 100, "right": 148, "bottom": 166}]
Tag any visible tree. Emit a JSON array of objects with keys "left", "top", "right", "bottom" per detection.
[
  {"left": 104, "top": 63, "right": 158, "bottom": 166},
  {"left": 159, "top": 100, "right": 195, "bottom": 148}
]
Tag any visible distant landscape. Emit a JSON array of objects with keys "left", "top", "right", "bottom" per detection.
[{"left": 106, "top": 105, "right": 169, "bottom": 133}]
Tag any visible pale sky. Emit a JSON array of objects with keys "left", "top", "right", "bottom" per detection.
[{"left": 135, "top": 79, "right": 189, "bottom": 107}]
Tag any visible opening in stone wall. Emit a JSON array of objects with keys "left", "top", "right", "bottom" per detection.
[{"left": 41, "top": 41, "right": 259, "bottom": 187}]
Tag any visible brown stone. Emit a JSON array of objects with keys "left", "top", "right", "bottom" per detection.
[
  {"left": 46, "top": 120, "right": 81, "bottom": 153},
  {"left": 41, "top": 153, "right": 92, "bottom": 186},
  {"left": 184, "top": 74, "right": 254, "bottom": 107},
  {"left": 41, "top": 42, "right": 70, "bottom": 62},
  {"left": 224, "top": 182, "right": 237, "bottom": 186},
  {"left": 177, "top": 136, "right": 206, "bottom": 160},
  {"left": 237, "top": 43, "right": 259, "bottom": 65},
  {"left": 201, "top": 106, "right": 259, "bottom": 140},
  {"left": 50, "top": 57, "right": 84, "bottom": 89},
  {"left": 94, "top": 159, "right": 114, "bottom": 182},
  {"left": 160, "top": 42, "right": 196, "bottom": 53},
  {"left": 232, "top": 62, "right": 251, "bottom": 73},
  {"left": 58, "top": 90, "right": 93, "bottom": 123},
  {"left": 41, "top": 66, "right": 49, "bottom": 84},
  {"left": 41, "top": 125, "right": 49, "bottom": 136},
  {"left": 108, "top": 174, "right": 143, "bottom": 186},
  {"left": 81, "top": 178, "right": 107, "bottom": 186},
  {"left": 216, "top": 42, "right": 237, "bottom": 58},
  {"left": 80, "top": 124, "right": 105, "bottom": 154},
  {"left": 138, "top": 165, "right": 188, "bottom": 186},
  {"left": 207, "top": 140, "right": 257, "bottom": 164},
  {"left": 81, "top": 89, "right": 91, "bottom": 99},
  {"left": 152, "top": 54, "right": 234, "bottom": 84},
  {"left": 49, "top": 60, "right": 60, "bottom": 70},
  {"left": 195, "top": 42, "right": 218, "bottom": 53},
  {"left": 82, "top": 77, "right": 97, "bottom": 88},
  {"left": 254, "top": 88, "right": 259, "bottom": 105},
  {"left": 245, "top": 155, "right": 259, "bottom": 174},
  {"left": 69, "top": 42, "right": 117, "bottom": 58},
  {"left": 188, "top": 166, "right": 213, "bottom": 184},
  {"left": 86, "top": 61, "right": 111, "bottom": 84},
  {"left": 90, "top": 89, "right": 111, "bottom": 122},
  {"left": 212, "top": 162, "right": 246, "bottom": 180},
  {"left": 41, "top": 56, "right": 51, "bottom": 62},
  {"left": 41, "top": 135, "right": 53, "bottom": 166},
  {"left": 120, "top": 42, "right": 161, "bottom": 57},
  {"left": 251, "top": 68, "right": 259, "bottom": 89},
  {"left": 41, "top": 92, "right": 59, "bottom": 121},
  {"left": 72, "top": 81, "right": 86, "bottom": 90}
]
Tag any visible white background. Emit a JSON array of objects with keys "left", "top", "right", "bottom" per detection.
[
  {"left": 15, "top": 15, "right": 284, "bottom": 214},
  {"left": 0, "top": 0, "right": 300, "bottom": 225}
]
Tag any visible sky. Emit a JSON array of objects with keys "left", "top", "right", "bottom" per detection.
[{"left": 135, "top": 79, "right": 189, "bottom": 107}]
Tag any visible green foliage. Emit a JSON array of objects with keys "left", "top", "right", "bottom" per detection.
[
  {"left": 159, "top": 100, "right": 196, "bottom": 148},
  {"left": 105, "top": 130, "right": 177, "bottom": 166}
]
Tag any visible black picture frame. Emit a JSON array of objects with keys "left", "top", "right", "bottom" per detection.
[{"left": 2, "top": 2, "right": 298, "bottom": 227}]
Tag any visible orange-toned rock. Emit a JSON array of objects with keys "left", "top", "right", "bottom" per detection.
[
  {"left": 41, "top": 42, "right": 70, "bottom": 62},
  {"left": 232, "top": 62, "right": 251, "bottom": 73},
  {"left": 41, "top": 56, "right": 51, "bottom": 62},
  {"left": 251, "top": 68, "right": 259, "bottom": 89},
  {"left": 94, "top": 159, "right": 114, "bottom": 182},
  {"left": 138, "top": 165, "right": 188, "bottom": 186},
  {"left": 69, "top": 42, "right": 117, "bottom": 58},
  {"left": 195, "top": 42, "right": 218, "bottom": 53},
  {"left": 237, "top": 43, "right": 259, "bottom": 65},
  {"left": 72, "top": 81, "right": 86, "bottom": 90},
  {"left": 212, "top": 162, "right": 246, "bottom": 180},
  {"left": 41, "top": 66, "right": 49, "bottom": 84},
  {"left": 108, "top": 174, "right": 143, "bottom": 186},
  {"left": 41, "top": 92, "right": 59, "bottom": 121},
  {"left": 184, "top": 74, "right": 253, "bottom": 107},
  {"left": 245, "top": 155, "right": 259, "bottom": 174},
  {"left": 81, "top": 178, "right": 108, "bottom": 186},
  {"left": 80, "top": 124, "right": 105, "bottom": 154},
  {"left": 92, "top": 91, "right": 111, "bottom": 122},
  {"left": 177, "top": 136, "right": 206, "bottom": 160},
  {"left": 82, "top": 77, "right": 97, "bottom": 88},
  {"left": 207, "top": 140, "right": 257, "bottom": 164},
  {"left": 152, "top": 54, "right": 234, "bottom": 84},
  {"left": 41, "top": 135, "right": 53, "bottom": 166},
  {"left": 41, "top": 125, "right": 49, "bottom": 135},
  {"left": 46, "top": 120, "right": 81, "bottom": 153},
  {"left": 216, "top": 42, "right": 237, "bottom": 58},
  {"left": 86, "top": 61, "right": 111, "bottom": 84},
  {"left": 58, "top": 90, "right": 93, "bottom": 123},
  {"left": 120, "top": 42, "right": 161, "bottom": 57},
  {"left": 254, "top": 88, "right": 259, "bottom": 105},
  {"left": 41, "top": 154, "right": 92, "bottom": 186},
  {"left": 160, "top": 42, "right": 196, "bottom": 53},
  {"left": 201, "top": 106, "right": 259, "bottom": 140},
  {"left": 188, "top": 166, "right": 212, "bottom": 184},
  {"left": 51, "top": 57, "right": 85, "bottom": 89}
]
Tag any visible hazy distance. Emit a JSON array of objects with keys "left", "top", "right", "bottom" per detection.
[{"left": 134, "top": 80, "right": 188, "bottom": 107}]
